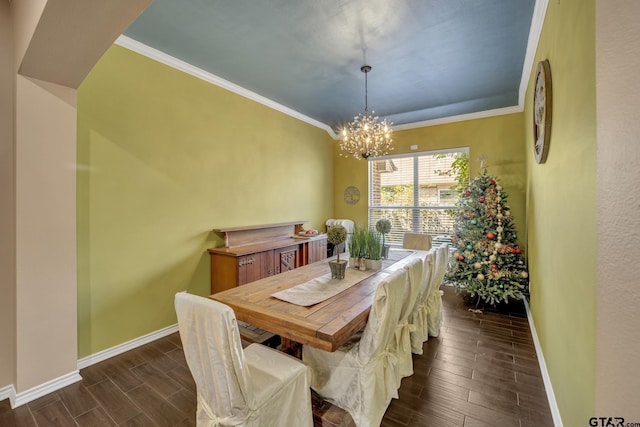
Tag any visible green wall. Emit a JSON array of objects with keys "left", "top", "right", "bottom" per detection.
[
  {"left": 334, "top": 113, "right": 527, "bottom": 245},
  {"left": 524, "top": 0, "right": 596, "bottom": 425},
  {"left": 77, "top": 45, "right": 334, "bottom": 357},
  {"left": 76, "top": 4, "right": 597, "bottom": 421}
]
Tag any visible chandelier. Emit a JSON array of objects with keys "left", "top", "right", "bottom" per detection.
[{"left": 340, "top": 65, "right": 393, "bottom": 160}]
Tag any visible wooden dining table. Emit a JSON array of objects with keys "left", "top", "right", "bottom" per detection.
[{"left": 209, "top": 249, "right": 424, "bottom": 356}]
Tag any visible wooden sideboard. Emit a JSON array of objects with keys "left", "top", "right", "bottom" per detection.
[{"left": 208, "top": 221, "right": 328, "bottom": 294}]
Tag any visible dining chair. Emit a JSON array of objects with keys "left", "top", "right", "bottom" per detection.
[
  {"left": 402, "top": 232, "right": 432, "bottom": 251},
  {"left": 302, "top": 268, "right": 407, "bottom": 427},
  {"left": 391, "top": 257, "right": 423, "bottom": 386},
  {"left": 427, "top": 243, "right": 449, "bottom": 337},
  {"left": 326, "top": 218, "right": 355, "bottom": 255},
  {"left": 174, "top": 293, "right": 313, "bottom": 427},
  {"left": 408, "top": 248, "right": 437, "bottom": 354}
]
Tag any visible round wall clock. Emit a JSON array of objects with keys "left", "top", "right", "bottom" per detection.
[
  {"left": 343, "top": 186, "right": 360, "bottom": 205},
  {"left": 533, "top": 59, "right": 552, "bottom": 164}
]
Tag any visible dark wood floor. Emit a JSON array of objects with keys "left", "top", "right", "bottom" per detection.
[{"left": 0, "top": 286, "right": 554, "bottom": 426}]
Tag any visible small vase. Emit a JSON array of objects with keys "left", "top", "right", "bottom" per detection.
[
  {"left": 381, "top": 245, "right": 390, "bottom": 259},
  {"left": 349, "top": 257, "right": 359, "bottom": 269},
  {"left": 365, "top": 258, "right": 382, "bottom": 271},
  {"left": 329, "top": 260, "right": 347, "bottom": 279},
  {"left": 358, "top": 257, "right": 367, "bottom": 271}
]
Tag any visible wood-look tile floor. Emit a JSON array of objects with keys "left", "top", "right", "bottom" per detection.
[{"left": 0, "top": 286, "right": 554, "bottom": 426}]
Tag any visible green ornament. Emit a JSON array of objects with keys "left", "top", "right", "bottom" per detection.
[
  {"left": 512, "top": 233, "right": 517, "bottom": 239},
  {"left": 501, "top": 194, "right": 506, "bottom": 199},
  {"left": 470, "top": 219, "right": 477, "bottom": 225},
  {"left": 466, "top": 244, "right": 473, "bottom": 251}
]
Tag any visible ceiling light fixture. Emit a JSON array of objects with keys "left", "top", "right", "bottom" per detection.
[{"left": 340, "top": 65, "right": 393, "bottom": 160}]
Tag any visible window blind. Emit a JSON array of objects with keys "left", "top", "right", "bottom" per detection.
[{"left": 368, "top": 149, "right": 468, "bottom": 246}]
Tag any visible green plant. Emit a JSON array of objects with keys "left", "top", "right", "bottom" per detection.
[
  {"left": 363, "top": 229, "right": 382, "bottom": 260},
  {"left": 434, "top": 151, "right": 469, "bottom": 196},
  {"left": 327, "top": 225, "right": 347, "bottom": 262},
  {"left": 375, "top": 218, "right": 392, "bottom": 247},
  {"left": 348, "top": 226, "right": 367, "bottom": 259}
]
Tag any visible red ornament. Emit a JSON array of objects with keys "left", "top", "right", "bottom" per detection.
[
  {"left": 514, "top": 247, "right": 522, "bottom": 254},
  {"left": 486, "top": 232, "right": 495, "bottom": 240},
  {"left": 464, "top": 190, "right": 471, "bottom": 197},
  {"left": 490, "top": 264, "right": 498, "bottom": 271},
  {"left": 457, "top": 255, "right": 465, "bottom": 261},
  {"left": 478, "top": 197, "right": 485, "bottom": 203},
  {"left": 508, "top": 247, "right": 515, "bottom": 254},
  {"left": 490, "top": 179, "right": 496, "bottom": 185}
]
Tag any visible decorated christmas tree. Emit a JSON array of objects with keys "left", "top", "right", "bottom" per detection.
[{"left": 445, "top": 163, "right": 529, "bottom": 306}]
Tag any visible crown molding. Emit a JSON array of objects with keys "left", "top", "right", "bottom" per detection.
[
  {"left": 519, "top": 0, "right": 550, "bottom": 106},
  {"left": 117, "top": 0, "right": 548, "bottom": 141},
  {"left": 115, "top": 35, "right": 338, "bottom": 139},
  {"left": 393, "top": 105, "right": 523, "bottom": 132}
]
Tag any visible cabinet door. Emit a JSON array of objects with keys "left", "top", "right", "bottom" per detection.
[
  {"left": 274, "top": 245, "right": 299, "bottom": 274},
  {"left": 237, "top": 255, "right": 251, "bottom": 285},
  {"left": 308, "top": 237, "right": 328, "bottom": 264},
  {"left": 256, "top": 250, "right": 275, "bottom": 279},
  {"left": 238, "top": 251, "right": 275, "bottom": 285},
  {"left": 210, "top": 253, "right": 239, "bottom": 293}
]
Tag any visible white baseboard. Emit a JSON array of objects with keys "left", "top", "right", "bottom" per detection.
[
  {"left": 13, "top": 371, "right": 82, "bottom": 408},
  {"left": 523, "top": 297, "right": 564, "bottom": 427},
  {"left": 2, "top": 324, "right": 180, "bottom": 409},
  {"left": 77, "top": 323, "right": 179, "bottom": 370},
  {"left": 0, "top": 384, "right": 16, "bottom": 407}
]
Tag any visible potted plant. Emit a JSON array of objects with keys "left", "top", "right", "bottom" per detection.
[
  {"left": 363, "top": 228, "right": 383, "bottom": 271},
  {"left": 375, "top": 218, "right": 392, "bottom": 259},
  {"left": 327, "top": 225, "right": 348, "bottom": 279},
  {"left": 348, "top": 226, "right": 367, "bottom": 270}
]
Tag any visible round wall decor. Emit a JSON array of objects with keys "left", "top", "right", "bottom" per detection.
[
  {"left": 343, "top": 186, "right": 360, "bottom": 205},
  {"left": 533, "top": 59, "right": 552, "bottom": 164}
]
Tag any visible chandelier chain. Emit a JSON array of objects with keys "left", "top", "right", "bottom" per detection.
[
  {"left": 364, "top": 67, "right": 368, "bottom": 113},
  {"left": 339, "top": 64, "right": 393, "bottom": 160}
]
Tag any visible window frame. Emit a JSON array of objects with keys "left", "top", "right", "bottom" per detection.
[{"left": 367, "top": 147, "right": 469, "bottom": 245}]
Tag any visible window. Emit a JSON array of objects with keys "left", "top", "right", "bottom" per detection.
[
  {"left": 438, "top": 188, "right": 457, "bottom": 205},
  {"left": 368, "top": 148, "right": 469, "bottom": 246}
]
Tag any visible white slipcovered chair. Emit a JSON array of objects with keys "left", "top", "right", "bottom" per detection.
[
  {"left": 427, "top": 243, "right": 449, "bottom": 337},
  {"left": 326, "top": 219, "right": 355, "bottom": 252},
  {"left": 302, "top": 268, "right": 407, "bottom": 427},
  {"left": 174, "top": 293, "right": 313, "bottom": 427},
  {"left": 408, "top": 248, "right": 436, "bottom": 354},
  {"left": 389, "top": 257, "right": 423, "bottom": 386},
  {"left": 402, "top": 232, "right": 432, "bottom": 251}
]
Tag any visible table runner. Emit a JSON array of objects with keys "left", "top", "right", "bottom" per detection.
[{"left": 271, "top": 249, "right": 413, "bottom": 306}]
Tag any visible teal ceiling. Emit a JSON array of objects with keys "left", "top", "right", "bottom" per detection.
[{"left": 123, "top": 0, "right": 536, "bottom": 131}]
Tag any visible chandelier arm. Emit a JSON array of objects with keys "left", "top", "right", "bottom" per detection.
[{"left": 339, "top": 64, "right": 393, "bottom": 160}]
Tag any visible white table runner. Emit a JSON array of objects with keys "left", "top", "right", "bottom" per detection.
[{"left": 271, "top": 250, "right": 413, "bottom": 306}]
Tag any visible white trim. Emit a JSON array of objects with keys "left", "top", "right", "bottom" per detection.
[
  {"left": 519, "top": 0, "right": 550, "bottom": 106},
  {"left": 393, "top": 106, "right": 523, "bottom": 132},
  {"left": 116, "top": 0, "right": 548, "bottom": 138},
  {"left": 0, "top": 384, "right": 16, "bottom": 408},
  {"left": 77, "top": 323, "right": 179, "bottom": 370},
  {"left": 524, "top": 297, "right": 564, "bottom": 427},
  {"left": 12, "top": 371, "right": 82, "bottom": 408},
  {"left": 3, "top": 324, "right": 180, "bottom": 408},
  {"left": 370, "top": 146, "right": 469, "bottom": 161},
  {"left": 114, "top": 35, "right": 338, "bottom": 139}
]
